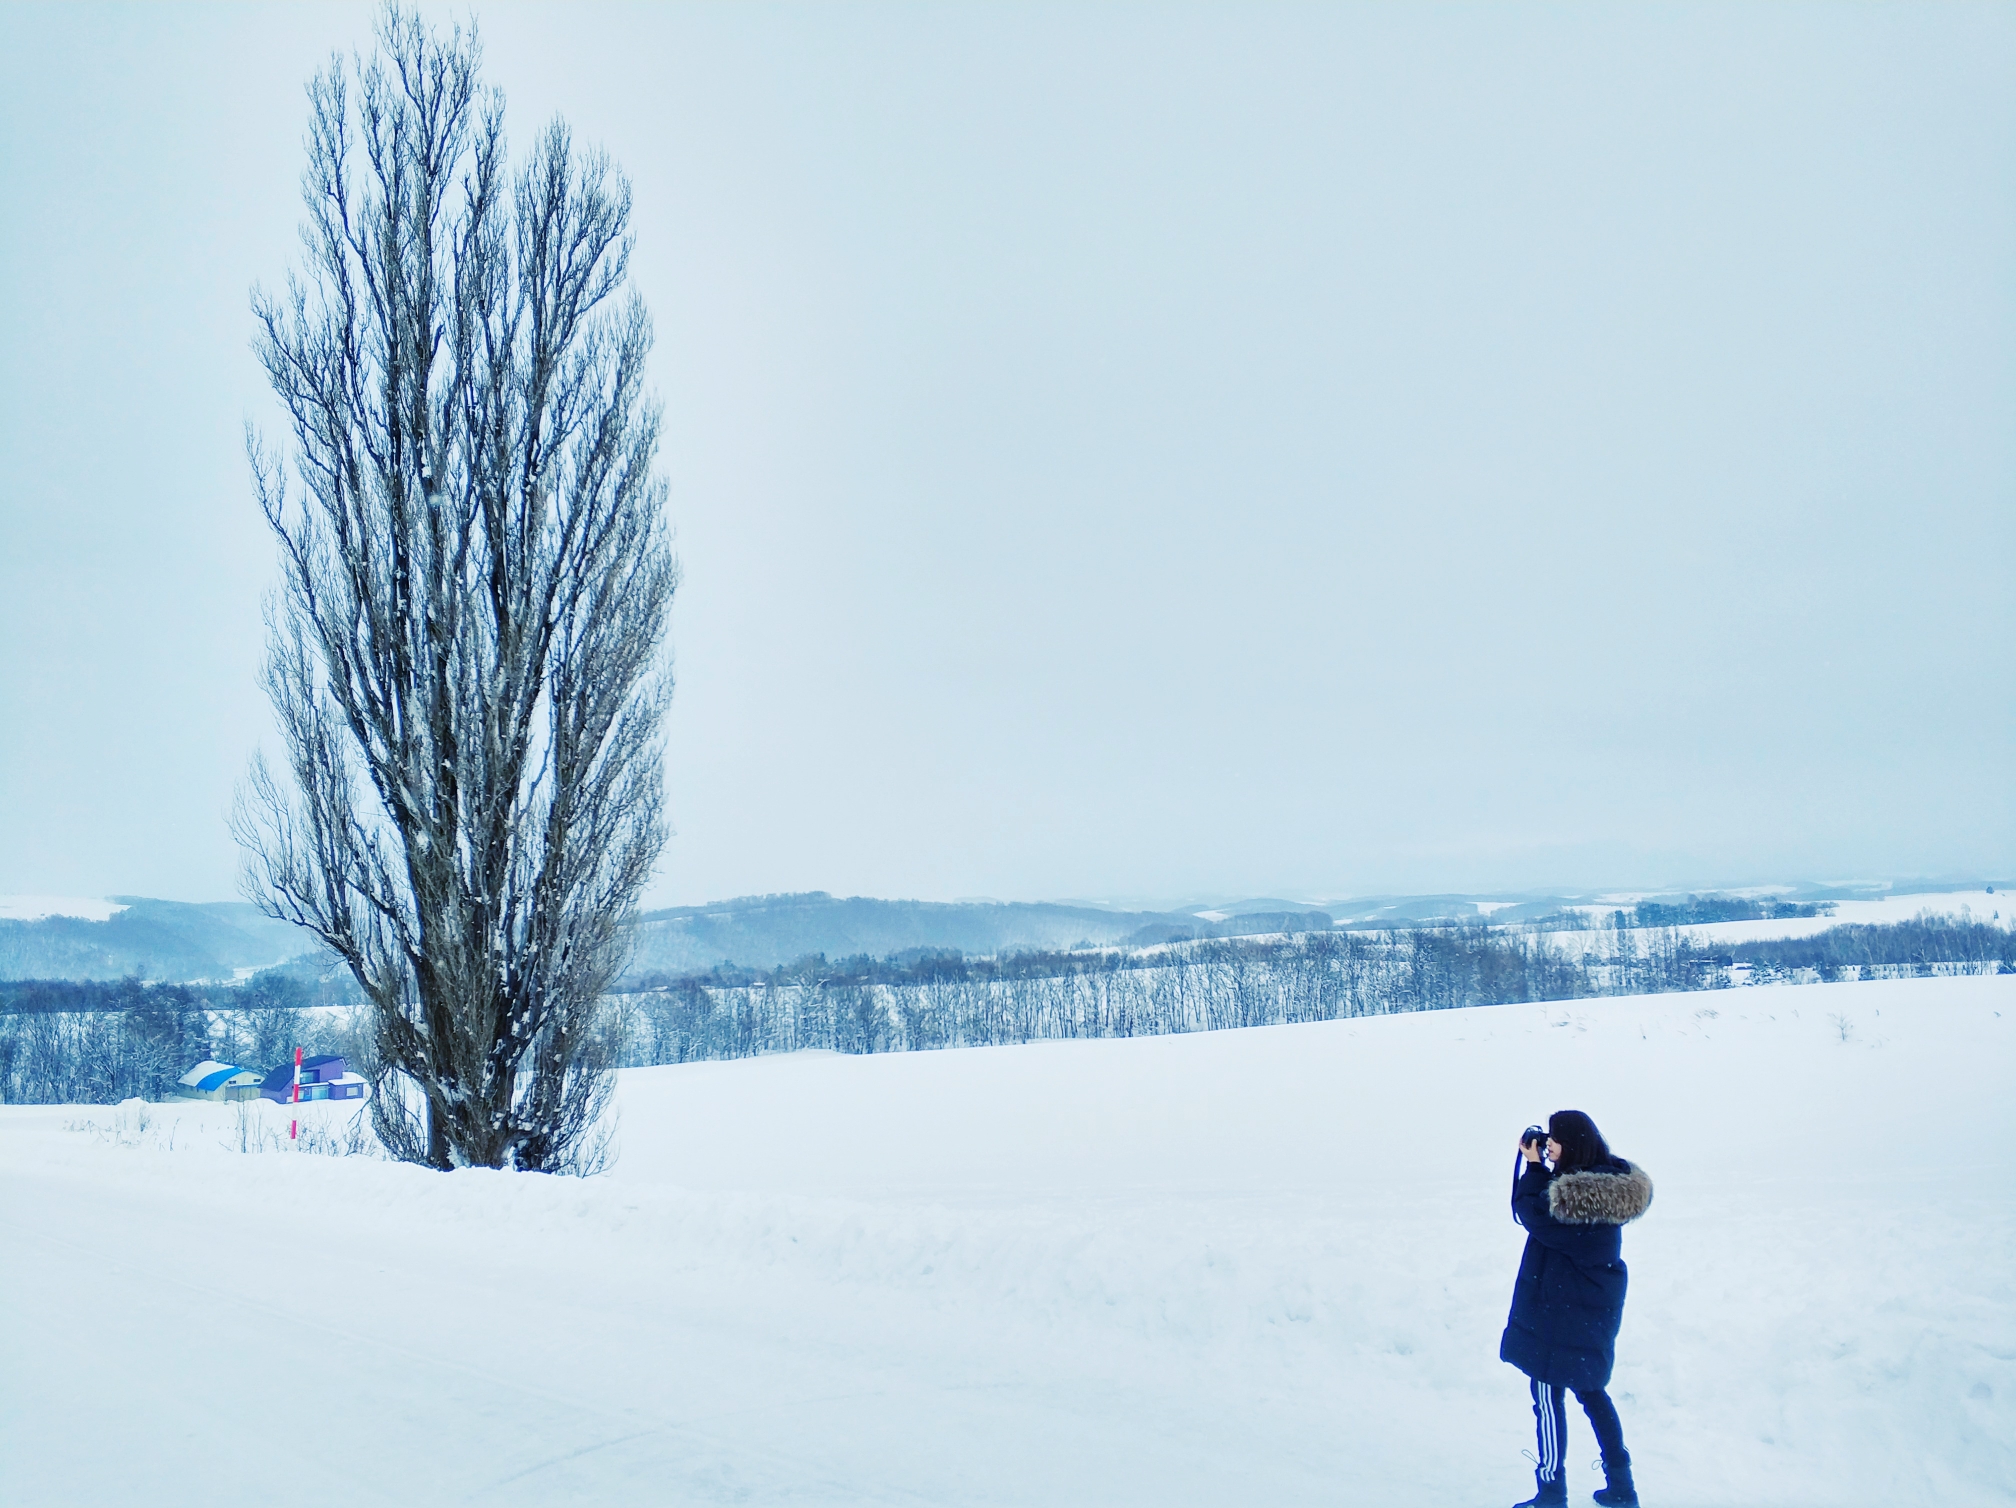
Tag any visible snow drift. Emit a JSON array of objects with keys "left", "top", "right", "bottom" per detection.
[{"left": 2, "top": 973, "right": 2010, "bottom": 1505}]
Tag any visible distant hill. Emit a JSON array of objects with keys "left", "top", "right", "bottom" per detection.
[
  {"left": 0, "top": 900, "right": 316, "bottom": 983},
  {"left": 1322, "top": 894, "right": 1577, "bottom": 928},
  {"left": 623, "top": 893, "right": 1334, "bottom": 977},
  {"left": 14, "top": 877, "right": 1984, "bottom": 985},
  {"left": 0, "top": 891, "right": 1338, "bottom": 984}
]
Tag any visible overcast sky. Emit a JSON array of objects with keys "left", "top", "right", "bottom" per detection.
[{"left": 1, "top": 1, "right": 2010, "bottom": 909}]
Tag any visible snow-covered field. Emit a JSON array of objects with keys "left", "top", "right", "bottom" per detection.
[
  {"left": 1547, "top": 888, "right": 2009, "bottom": 955},
  {"left": 4, "top": 975, "right": 2011, "bottom": 1507}
]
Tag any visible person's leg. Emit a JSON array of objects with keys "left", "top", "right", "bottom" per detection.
[
  {"left": 1576, "top": 1388, "right": 1637, "bottom": 1506},
  {"left": 1575, "top": 1387, "right": 1627, "bottom": 1461},
  {"left": 1530, "top": 1378, "right": 1568, "bottom": 1491}
]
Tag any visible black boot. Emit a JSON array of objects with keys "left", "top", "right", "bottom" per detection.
[
  {"left": 1592, "top": 1453, "right": 1638, "bottom": 1507},
  {"left": 1512, "top": 1472, "right": 1567, "bottom": 1508}
]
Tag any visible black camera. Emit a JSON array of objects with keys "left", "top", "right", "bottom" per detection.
[{"left": 1512, "top": 1125, "right": 1552, "bottom": 1221}]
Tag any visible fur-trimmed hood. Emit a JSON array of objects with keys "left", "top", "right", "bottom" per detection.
[{"left": 1546, "top": 1161, "right": 1654, "bottom": 1225}]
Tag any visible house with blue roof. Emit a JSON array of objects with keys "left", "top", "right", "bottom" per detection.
[{"left": 172, "top": 1061, "right": 266, "bottom": 1102}]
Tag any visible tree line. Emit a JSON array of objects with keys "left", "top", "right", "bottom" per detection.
[
  {"left": 613, "top": 914, "right": 2012, "bottom": 1067},
  {"left": 3, "top": 913, "right": 2005, "bottom": 1103},
  {"left": 1726, "top": 915, "right": 2012, "bottom": 975},
  {"left": 0, "top": 970, "right": 356, "bottom": 1016},
  {"left": 0, "top": 969, "right": 367, "bottom": 1102},
  {"left": 0, "top": 990, "right": 361, "bottom": 1107},
  {"left": 1620, "top": 895, "right": 1834, "bottom": 928}
]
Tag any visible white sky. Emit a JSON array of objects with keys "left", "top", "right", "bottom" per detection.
[{"left": 1, "top": 2, "right": 2010, "bottom": 908}]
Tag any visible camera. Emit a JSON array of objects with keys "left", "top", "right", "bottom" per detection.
[{"left": 1512, "top": 1125, "right": 1552, "bottom": 1220}]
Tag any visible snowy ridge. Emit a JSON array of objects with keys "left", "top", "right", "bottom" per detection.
[{"left": 0, "top": 895, "right": 128, "bottom": 923}]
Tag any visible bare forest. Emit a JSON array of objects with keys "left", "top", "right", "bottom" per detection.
[
  {"left": 620, "top": 913, "right": 2013, "bottom": 1065},
  {"left": 4, "top": 913, "right": 2007, "bottom": 1106}
]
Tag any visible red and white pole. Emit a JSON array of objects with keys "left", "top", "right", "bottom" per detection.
[{"left": 291, "top": 1046, "right": 302, "bottom": 1141}]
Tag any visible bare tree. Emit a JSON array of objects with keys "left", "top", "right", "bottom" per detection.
[{"left": 237, "top": 7, "right": 676, "bottom": 1173}]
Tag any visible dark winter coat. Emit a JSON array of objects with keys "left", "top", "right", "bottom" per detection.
[{"left": 1499, "top": 1157, "right": 1654, "bottom": 1392}]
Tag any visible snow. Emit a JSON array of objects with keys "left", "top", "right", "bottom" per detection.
[
  {"left": 3, "top": 974, "right": 2012, "bottom": 1506},
  {"left": 0, "top": 894, "right": 128, "bottom": 922},
  {"left": 174, "top": 1060, "right": 239, "bottom": 1088},
  {"left": 1544, "top": 888, "right": 2010, "bottom": 955},
  {"left": 1733, "top": 886, "right": 2004, "bottom": 931}
]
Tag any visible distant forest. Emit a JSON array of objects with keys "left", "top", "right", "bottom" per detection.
[
  {"left": 617, "top": 912, "right": 2009, "bottom": 1065},
  {"left": 0, "top": 973, "right": 365, "bottom": 1106},
  {"left": 3, "top": 913, "right": 2007, "bottom": 1104},
  {"left": 1598, "top": 896, "right": 1834, "bottom": 928}
]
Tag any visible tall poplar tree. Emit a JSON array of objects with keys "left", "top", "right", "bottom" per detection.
[{"left": 239, "top": 7, "right": 676, "bottom": 1172}]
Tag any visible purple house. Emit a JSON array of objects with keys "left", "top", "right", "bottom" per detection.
[{"left": 258, "top": 1054, "right": 369, "bottom": 1103}]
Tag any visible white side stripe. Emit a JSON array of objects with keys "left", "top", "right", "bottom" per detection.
[{"left": 1538, "top": 1382, "right": 1560, "bottom": 1479}]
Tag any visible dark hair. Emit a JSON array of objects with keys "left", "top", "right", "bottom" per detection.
[{"left": 1547, "top": 1110, "right": 1613, "bottom": 1174}]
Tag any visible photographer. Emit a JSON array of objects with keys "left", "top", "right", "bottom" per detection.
[{"left": 1500, "top": 1111, "right": 1654, "bottom": 1508}]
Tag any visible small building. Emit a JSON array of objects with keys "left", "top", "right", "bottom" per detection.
[
  {"left": 173, "top": 1061, "right": 266, "bottom": 1103},
  {"left": 258, "top": 1054, "right": 369, "bottom": 1103}
]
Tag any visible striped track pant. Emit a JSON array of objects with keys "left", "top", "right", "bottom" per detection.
[{"left": 1530, "top": 1378, "right": 1627, "bottom": 1481}]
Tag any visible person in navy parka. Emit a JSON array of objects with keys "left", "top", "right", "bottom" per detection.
[{"left": 1500, "top": 1110, "right": 1653, "bottom": 1508}]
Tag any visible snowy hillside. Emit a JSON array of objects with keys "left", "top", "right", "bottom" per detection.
[
  {"left": 3, "top": 974, "right": 2011, "bottom": 1506},
  {"left": 0, "top": 896, "right": 315, "bottom": 982},
  {"left": 1547, "top": 888, "right": 2009, "bottom": 955},
  {"left": 623, "top": 892, "right": 1336, "bottom": 975}
]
